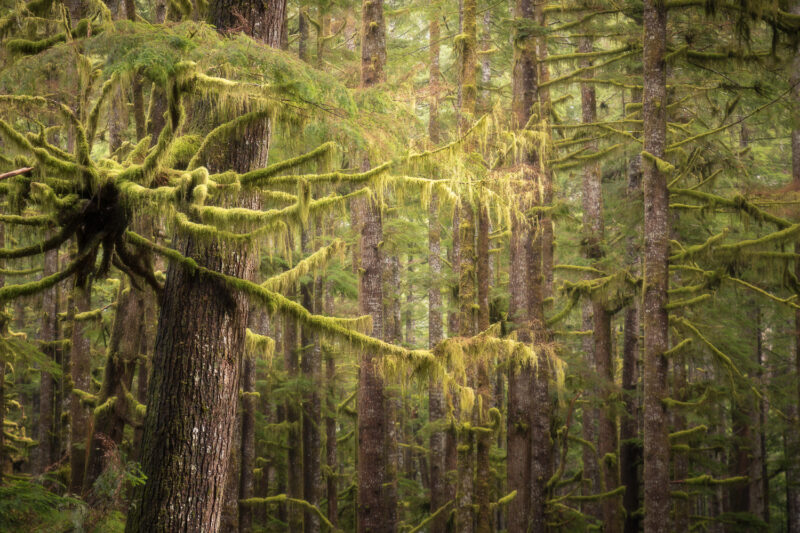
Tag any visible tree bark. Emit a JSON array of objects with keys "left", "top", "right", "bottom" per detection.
[
  {"left": 301, "top": 229, "right": 322, "bottom": 533},
  {"left": 642, "top": 1, "right": 671, "bottom": 531},
  {"left": 284, "top": 304, "right": 304, "bottom": 533},
  {"left": 83, "top": 282, "right": 145, "bottom": 494},
  {"left": 357, "top": 1, "right": 392, "bottom": 529},
  {"left": 579, "top": 34, "right": 620, "bottom": 533},
  {"left": 356, "top": 196, "right": 394, "bottom": 532},
  {"left": 35, "top": 244, "right": 58, "bottom": 475},
  {"left": 68, "top": 271, "right": 92, "bottom": 494},
  {"left": 621, "top": 148, "right": 642, "bottom": 533}
]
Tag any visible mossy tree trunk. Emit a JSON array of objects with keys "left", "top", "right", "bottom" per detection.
[
  {"left": 790, "top": 3, "right": 800, "bottom": 531},
  {"left": 284, "top": 301, "right": 304, "bottom": 532},
  {"left": 427, "top": 16, "right": 447, "bottom": 526},
  {"left": 68, "top": 269, "right": 92, "bottom": 495},
  {"left": 357, "top": 0, "right": 393, "bottom": 529},
  {"left": 124, "top": 235, "right": 254, "bottom": 533},
  {"left": 301, "top": 228, "right": 322, "bottom": 533},
  {"left": 621, "top": 124, "right": 642, "bottom": 533},
  {"left": 83, "top": 281, "right": 146, "bottom": 495},
  {"left": 506, "top": 0, "right": 537, "bottom": 526},
  {"left": 642, "top": 1, "right": 671, "bottom": 531},
  {"left": 34, "top": 243, "right": 58, "bottom": 475},
  {"left": 579, "top": 33, "right": 620, "bottom": 533}
]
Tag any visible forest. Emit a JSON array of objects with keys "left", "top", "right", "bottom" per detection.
[{"left": 0, "top": 0, "right": 800, "bottom": 531}]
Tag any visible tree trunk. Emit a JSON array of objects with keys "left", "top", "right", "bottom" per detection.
[
  {"left": 642, "top": 1, "right": 671, "bottom": 531},
  {"left": 301, "top": 229, "right": 322, "bottom": 533},
  {"left": 357, "top": 1, "right": 392, "bottom": 529},
  {"left": 124, "top": 232, "right": 254, "bottom": 532},
  {"left": 83, "top": 282, "right": 145, "bottom": 494},
  {"left": 579, "top": 34, "right": 620, "bottom": 533},
  {"left": 356, "top": 196, "right": 394, "bottom": 532},
  {"left": 427, "top": 22, "right": 447, "bottom": 521},
  {"left": 325, "top": 315, "right": 339, "bottom": 528},
  {"left": 68, "top": 272, "right": 92, "bottom": 494},
  {"left": 35, "top": 244, "right": 58, "bottom": 475},
  {"left": 621, "top": 100, "right": 643, "bottom": 533},
  {"left": 506, "top": 0, "right": 538, "bottom": 525},
  {"left": 285, "top": 305, "right": 304, "bottom": 532},
  {"left": 360, "top": 0, "right": 386, "bottom": 87}
]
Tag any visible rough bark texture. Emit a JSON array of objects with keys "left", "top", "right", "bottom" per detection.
[
  {"left": 360, "top": 0, "right": 386, "bottom": 87},
  {"left": 642, "top": 1, "right": 671, "bottom": 531},
  {"left": 68, "top": 274, "right": 92, "bottom": 494},
  {"left": 507, "top": 0, "right": 538, "bottom": 526},
  {"left": 356, "top": 196, "right": 394, "bottom": 532},
  {"left": 124, "top": 235, "right": 253, "bottom": 533},
  {"left": 83, "top": 283, "right": 145, "bottom": 494},
  {"left": 208, "top": 0, "right": 285, "bottom": 45},
  {"left": 357, "top": 2, "right": 392, "bottom": 529}
]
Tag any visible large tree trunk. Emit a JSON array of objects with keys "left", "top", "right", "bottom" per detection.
[
  {"left": 506, "top": 0, "right": 538, "bottom": 526},
  {"left": 124, "top": 234, "right": 254, "bottom": 532},
  {"left": 642, "top": 1, "right": 671, "bottom": 531},
  {"left": 356, "top": 196, "right": 394, "bottom": 532},
  {"left": 357, "top": 0, "right": 393, "bottom": 529}
]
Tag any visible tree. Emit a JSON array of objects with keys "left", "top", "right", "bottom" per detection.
[{"left": 641, "top": 1, "right": 670, "bottom": 531}]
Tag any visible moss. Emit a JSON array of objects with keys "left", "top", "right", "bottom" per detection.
[
  {"left": 72, "top": 388, "right": 98, "bottom": 408},
  {"left": 669, "top": 425, "right": 707, "bottom": 441},
  {"left": 641, "top": 150, "right": 675, "bottom": 174},
  {"left": 239, "top": 495, "right": 335, "bottom": 530}
]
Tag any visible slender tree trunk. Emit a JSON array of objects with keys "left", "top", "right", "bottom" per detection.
[
  {"left": 427, "top": 19, "right": 447, "bottom": 524},
  {"left": 621, "top": 99, "right": 643, "bottom": 533},
  {"left": 581, "top": 301, "right": 601, "bottom": 521},
  {"left": 579, "top": 34, "right": 620, "bottom": 532},
  {"left": 790, "top": 3, "right": 800, "bottom": 529},
  {"left": 301, "top": 229, "right": 322, "bottom": 533},
  {"left": 68, "top": 271, "right": 92, "bottom": 494},
  {"left": 356, "top": 195, "right": 393, "bottom": 532},
  {"left": 285, "top": 304, "right": 304, "bottom": 532},
  {"left": 83, "top": 282, "right": 145, "bottom": 494},
  {"left": 642, "top": 1, "right": 671, "bottom": 531},
  {"left": 325, "top": 284, "right": 339, "bottom": 527},
  {"left": 35, "top": 244, "right": 58, "bottom": 475},
  {"left": 299, "top": 9, "right": 310, "bottom": 63},
  {"left": 239, "top": 326, "right": 259, "bottom": 533},
  {"left": 672, "top": 352, "right": 689, "bottom": 533}
]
